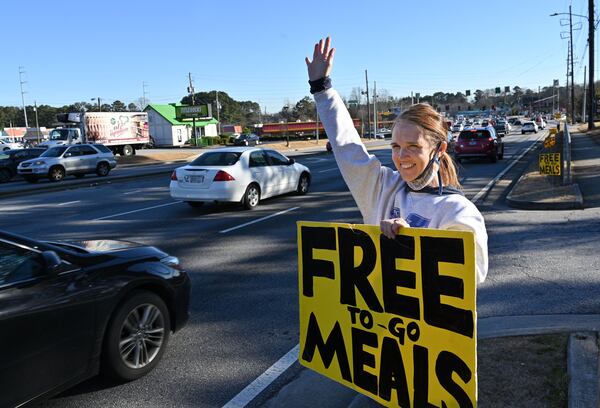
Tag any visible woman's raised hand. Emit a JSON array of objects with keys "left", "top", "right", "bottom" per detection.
[{"left": 305, "top": 37, "right": 335, "bottom": 81}]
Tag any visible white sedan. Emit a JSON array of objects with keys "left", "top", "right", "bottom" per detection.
[
  {"left": 170, "top": 147, "right": 311, "bottom": 209},
  {"left": 0, "top": 139, "right": 23, "bottom": 151}
]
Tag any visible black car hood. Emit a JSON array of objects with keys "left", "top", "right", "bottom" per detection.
[{"left": 43, "top": 240, "right": 168, "bottom": 264}]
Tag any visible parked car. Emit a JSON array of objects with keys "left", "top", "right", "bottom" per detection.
[
  {"left": 0, "top": 229, "right": 190, "bottom": 408},
  {"left": 232, "top": 133, "right": 260, "bottom": 146},
  {"left": 0, "top": 148, "right": 46, "bottom": 183},
  {"left": 521, "top": 121, "right": 539, "bottom": 134},
  {"left": 170, "top": 147, "right": 311, "bottom": 209},
  {"left": 17, "top": 143, "right": 116, "bottom": 183},
  {"left": 0, "top": 139, "right": 23, "bottom": 151},
  {"left": 454, "top": 126, "right": 504, "bottom": 163}
]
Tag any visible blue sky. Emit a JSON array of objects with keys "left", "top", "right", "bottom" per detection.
[{"left": 1, "top": 0, "right": 591, "bottom": 113}]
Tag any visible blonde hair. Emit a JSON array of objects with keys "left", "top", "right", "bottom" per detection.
[{"left": 394, "top": 103, "right": 461, "bottom": 189}]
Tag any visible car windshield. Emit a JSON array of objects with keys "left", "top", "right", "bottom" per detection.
[
  {"left": 191, "top": 151, "right": 242, "bottom": 166},
  {"left": 459, "top": 130, "right": 491, "bottom": 140},
  {"left": 40, "top": 146, "right": 68, "bottom": 157},
  {"left": 49, "top": 129, "right": 71, "bottom": 141}
]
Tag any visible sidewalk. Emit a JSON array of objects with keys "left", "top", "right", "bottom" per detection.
[{"left": 259, "top": 126, "right": 600, "bottom": 408}]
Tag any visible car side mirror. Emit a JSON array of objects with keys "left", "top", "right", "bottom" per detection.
[
  {"left": 288, "top": 158, "right": 295, "bottom": 165},
  {"left": 42, "top": 250, "right": 62, "bottom": 275},
  {"left": 64, "top": 152, "right": 72, "bottom": 157}
]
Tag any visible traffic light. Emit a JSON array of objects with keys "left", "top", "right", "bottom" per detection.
[
  {"left": 495, "top": 87, "right": 501, "bottom": 94},
  {"left": 465, "top": 90, "right": 471, "bottom": 96}
]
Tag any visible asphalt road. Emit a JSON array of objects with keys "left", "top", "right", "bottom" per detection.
[{"left": 8, "top": 125, "right": 598, "bottom": 407}]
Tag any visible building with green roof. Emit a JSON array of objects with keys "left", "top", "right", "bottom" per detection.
[{"left": 145, "top": 103, "right": 219, "bottom": 147}]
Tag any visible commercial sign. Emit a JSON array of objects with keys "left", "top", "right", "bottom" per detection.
[
  {"left": 175, "top": 104, "right": 212, "bottom": 120},
  {"left": 539, "top": 153, "right": 561, "bottom": 175},
  {"left": 298, "top": 222, "right": 477, "bottom": 407}
]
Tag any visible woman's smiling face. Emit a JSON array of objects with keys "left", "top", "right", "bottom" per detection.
[{"left": 391, "top": 120, "right": 436, "bottom": 182}]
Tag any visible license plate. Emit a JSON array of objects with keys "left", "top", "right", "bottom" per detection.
[
  {"left": 469, "top": 141, "right": 477, "bottom": 145},
  {"left": 184, "top": 175, "right": 204, "bottom": 183}
]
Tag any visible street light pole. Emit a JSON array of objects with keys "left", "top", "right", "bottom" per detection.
[
  {"left": 551, "top": 7, "right": 591, "bottom": 125},
  {"left": 569, "top": 5, "right": 575, "bottom": 124},
  {"left": 588, "top": 0, "right": 595, "bottom": 129}
]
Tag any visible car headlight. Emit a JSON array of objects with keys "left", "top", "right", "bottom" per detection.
[{"left": 33, "top": 160, "right": 46, "bottom": 165}]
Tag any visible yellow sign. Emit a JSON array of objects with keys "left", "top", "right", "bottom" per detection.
[
  {"left": 539, "top": 153, "right": 561, "bottom": 175},
  {"left": 298, "top": 222, "right": 477, "bottom": 408},
  {"left": 549, "top": 128, "right": 558, "bottom": 135},
  {"left": 544, "top": 136, "right": 556, "bottom": 148}
]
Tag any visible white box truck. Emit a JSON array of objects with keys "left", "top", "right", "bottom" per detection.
[{"left": 40, "top": 112, "right": 149, "bottom": 156}]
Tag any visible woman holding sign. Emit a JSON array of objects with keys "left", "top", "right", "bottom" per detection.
[{"left": 305, "top": 37, "right": 488, "bottom": 283}]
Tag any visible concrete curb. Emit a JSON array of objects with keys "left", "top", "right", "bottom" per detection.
[
  {"left": 506, "top": 180, "right": 584, "bottom": 210},
  {"left": 568, "top": 332, "right": 599, "bottom": 408}
]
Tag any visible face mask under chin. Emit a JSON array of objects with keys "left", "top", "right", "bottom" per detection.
[
  {"left": 406, "top": 143, "right": 442, "bottom": 191},
  {"left": 406, "top": 161, "right": 438, "bottom": 190}
]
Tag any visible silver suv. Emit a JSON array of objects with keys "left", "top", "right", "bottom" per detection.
[{"left": 18, "top": 144, "right": 117, "bottom": 183}]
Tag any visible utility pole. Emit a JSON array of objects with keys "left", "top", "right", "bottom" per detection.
[
  {"left": 361, "top": 70, "right": 371, "bottom": 138},
  {"left": 583, "top": 66, "right": 587, "bottom": 122},
  {"left": 18, "top": 66, "right": 29, "bottom": 128},
  {"left": 373, "top": 81, "right": 378, "bottom": 136},
  {"left": 315, "top": 105, "right": 319, "bottom": 143},
  {"left": 188, "top": 72, "right": 196, "bottom": 145},
  {"left": 215, "top": 90, "right": 221, "bottom": 135},
  {"left": 34, "top": 101, "right": 40, "bottom": 144},
  {"left": 142, "top": 81, "right": 148, "bottom": 110},
  {"left": 570, "top": 5, "right": 575, "bottom": 124},
  {"left": 588, "top": 0, "right": 595, "bottom": 129}
]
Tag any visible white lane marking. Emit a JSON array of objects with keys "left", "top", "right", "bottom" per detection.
[
  {"left": 123, "top": 189, "right": 142, "bottom": 195},
  {"left": 219, "top": 207, "right": 300, "bottom": 234},
  {"left": 93, "top": 201, "right": 182, "bottom": 220},
  {"left": 470, "top": 132, "right": 546, "bottom": 203},
  {"left": 221, "top": 344, "right": 300, "bottom": 408},
  {"left": 57, "top": 200, "right": 81, "bottom": 206},
  {"left": 319, "top": 167, "right": 339, "bottom": 173}
]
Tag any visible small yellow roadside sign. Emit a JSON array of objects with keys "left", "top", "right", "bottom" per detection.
[
  {"left": 544, "top": 136, "right": 556, "bottom": 148},
  {"left": 298, "top": 221, "right": 477, "bottom": 407},
  {"left": 549, "top": 128, "right": 558, "bottom": 135},
  {"left": 539, "top": 153, "right": 561, "bottom": 175}
]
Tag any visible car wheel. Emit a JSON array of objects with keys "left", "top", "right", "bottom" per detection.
[
  {"left": 490, "top": 148, "right": 498, "bottom": 163},
  {"left": 23, "top": 176, "right": 38, "bottom": 183},
  {"left": 102, "top": 291, "right": 170, "bottom": 382},
  {"left": 297, "top": 172, "right": 310, "bottom": 195},
  {"left": 499, "top": 146, "right": 504, "bottom": 160},
  {"left": 122, "top": 144, "right": 134, "bottom": 157},
  {"left": 243, "top": 184, "right": 260, "bottom": 210},
  {"left": 186, "top": 201, "right": 204, "bottom": 208},
  {"left": 97, "top": 162, "right": 110, "bottom": 177},
  {"left": 521, "top": 131, "right": 525, "bottom": 134},
  {"left": 49, "top": 166, "right": 65, "bottom": 182},
  {"left": 0, "top": 168, "right": 11, "bottom": 183},
  {"left": 74, "top": 173, "right": 85, "bottom": 178}
]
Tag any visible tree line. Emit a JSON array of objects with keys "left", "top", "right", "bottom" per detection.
[{"left": 1, "top": 83, "right": 592, "bottom": 130}]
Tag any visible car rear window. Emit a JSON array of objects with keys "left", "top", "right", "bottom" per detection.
[
  {"left": 93, "top": 144, "right": 112, "bottom": 153},
  {"left": 191, "top": 151, "right": 241, "bottom": 166},
  {"left": 459, "top": 130, "right": 491, "bottom": 140}
]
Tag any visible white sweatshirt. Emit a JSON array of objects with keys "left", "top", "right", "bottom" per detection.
[{"left": 314, "top": 88, "right": 488, "bottom": 283}]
